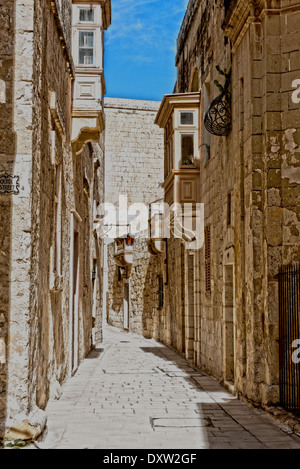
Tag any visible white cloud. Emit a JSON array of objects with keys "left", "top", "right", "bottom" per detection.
[{"left": 106, "top": 0, "right": 187, "bottom": 58}]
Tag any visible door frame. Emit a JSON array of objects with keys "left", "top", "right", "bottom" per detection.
[{"left": 223, "top": 247, "right": 236, "bottom": 387}]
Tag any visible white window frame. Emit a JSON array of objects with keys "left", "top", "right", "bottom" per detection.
[
  {"left": 179, "top": 111, "right": 195, "bottom": 127},
  {"left": 175, "top": 109, "right": 197, "bottom": 129},
  {"left": 72, "top": 4, "right": 103, "bottom": 69},
  {"left": 180, "top": 133, "right": 195, "bottom": 166},
  {"left": 78, "top": 7, "right": 96, "bottom": 23},
  {"left": 78, "top": 30, "right": 95, "bottom": 66},
  {"left": 73, "top": 4, "right": 101, "bottom": 25}
]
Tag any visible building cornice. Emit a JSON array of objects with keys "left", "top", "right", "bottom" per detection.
[
  {"left": 176, "top": 0, "right": 201, "bottom": 65},
  {"left": 155, "top": 92, "right": 201, "bottom": 129},
  {"left": 223, "top": 0, "right": 300, "bottom": 53},
  {"left": 50, "top": 0, "right": 75, "bottom": 80},
  {"left": 223, "top": 0, "right": 263, "bottom": 53}
]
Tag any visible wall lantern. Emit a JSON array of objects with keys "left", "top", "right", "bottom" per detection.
[{"left": 126, "top": 234, "right": 135, "bottom": 247}]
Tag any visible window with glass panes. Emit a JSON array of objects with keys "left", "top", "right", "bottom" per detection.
[
  {"left": 79, "top": 8, "right": 94, "bottom": 22},
  {"left": 181, "top": 134, "right": 194, "bottom": 165},
  {"left": 180, "top": 112, "right": 194, "bottom": 126},
  {"left": 79, "top": 31, "right": 94, "bottom": 65}
]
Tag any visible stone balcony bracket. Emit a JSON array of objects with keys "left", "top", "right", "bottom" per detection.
[
  {"left": 148, "top": 212, "right": 165, "bottom": 255},
  {"left": 71, "top": 110, "right": 105, "bottom": 155},
  {"left": 148, "top": 239, "right": 165, "bottom": 256},
  {"left": 114, "top": 238, "right": 134, "bottom": 268}
]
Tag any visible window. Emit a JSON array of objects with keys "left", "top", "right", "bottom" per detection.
[
  {"left": 79, "top": 31, "right": 94, "bottom": 65},
  {"left": 181, "top": 134, "right": 194, "bottom": 165},
  {"left": 180, "top": 112, "right": 194, "bottom": 126},
  {"left": 158, "top": 275, "right": 164, "bottom": 309},
  {"left": 205, "top": 225, "right": 211, "bottom": 293},
  {"left": 79, "top": 8, "right": 94, "bottom": 22}
]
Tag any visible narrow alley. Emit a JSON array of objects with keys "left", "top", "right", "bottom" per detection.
[{"left": 40, "top": 325, "right": 300, "bottom": 450}]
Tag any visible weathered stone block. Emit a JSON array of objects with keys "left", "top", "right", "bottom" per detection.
[{"left": 266, "top": 207, "right": 283, "bottom": 246}]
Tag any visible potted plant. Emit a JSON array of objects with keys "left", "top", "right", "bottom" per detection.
[{"left": 182, "top": 154, "right": 194, "bottom": 166}]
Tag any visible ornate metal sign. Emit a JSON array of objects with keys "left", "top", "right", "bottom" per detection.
[
  {"left": 204, "top": 69, "right": 232, "bottom": 137},
  {"left": 204, "top": 89, "right": 232, "bottom": 137},
  {"left": 0, "top": 174, "right": 19, "bottom": 194}
]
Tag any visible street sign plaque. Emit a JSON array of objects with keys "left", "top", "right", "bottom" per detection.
[{"left": 0, "top": 174, "right": 19, "bottom": 194}]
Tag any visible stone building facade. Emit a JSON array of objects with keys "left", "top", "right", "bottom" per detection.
[
  {"left": 146, "top": 0, "right": 300, "bottom": 410},
  {"left": 0, "top": 0, "right": 110, "bottom": 439},
  {"left": 104, "top": 98, "right": 164, "bottom": 335}
]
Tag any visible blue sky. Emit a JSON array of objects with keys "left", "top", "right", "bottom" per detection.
[{"left": 104, "top": 0, "right": 188, "bottom": 102}]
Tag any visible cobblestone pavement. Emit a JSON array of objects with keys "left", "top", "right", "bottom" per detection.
[{"left": 41, "top": 325, "right": 300, "bottom": 449}]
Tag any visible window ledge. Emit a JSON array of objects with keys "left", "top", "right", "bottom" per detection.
[{"left": 179, "top": 164, "right": 196, "bottom": 169}]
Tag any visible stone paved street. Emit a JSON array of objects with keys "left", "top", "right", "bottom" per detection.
[{"left": 40, "top": 325, "right": 300, "bottom": 450}]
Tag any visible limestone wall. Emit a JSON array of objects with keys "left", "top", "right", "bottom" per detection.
[
  {"left": 104, "top": 98, "right": 164, "bottom": 335},
  {"left": 26, "top": 0, "right": 74, "bottom": 416},
  {"left": 0, "top": 0, "right": 17, "bottom": 437},
  {"left": 0, "top": 0, "right": 106, "bottom": 438},
  {"left": 104, "top": 98, "right": 164, "bottom": 206}
]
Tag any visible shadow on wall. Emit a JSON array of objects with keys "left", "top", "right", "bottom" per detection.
[{"left": 0, "top": 0, "right": 16, "bottom": 438}]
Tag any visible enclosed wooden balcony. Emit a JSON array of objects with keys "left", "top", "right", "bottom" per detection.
[
  {"left": 71, "top": 0, "right": 111, "bottom": 154},
  {"left": 155, "top": 93, "right": 200, "bottom": 209}
]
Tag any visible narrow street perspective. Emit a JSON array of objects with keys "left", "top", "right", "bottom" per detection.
[
  {"left": 1, "top": 0, "right": 300, "bottom": 454},
  {"left": 41, "top": 325, "right": 300, "bottom": 450}
]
